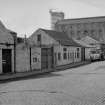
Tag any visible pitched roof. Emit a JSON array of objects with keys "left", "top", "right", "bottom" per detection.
[
  {"left": 80, "top": 36, "right": 100, "bottom": 45},
  {"left": 0, "top": 20, "right": 14, "bottom": 44},
  {"left": 56, "top": 16, "right": 105, "bottom": 25},
  {"left": 74, "top": 39, "right": 95, "bottom": 48},
  {"left": 41, "top": 29, "right": 82, "bottom": 47}
]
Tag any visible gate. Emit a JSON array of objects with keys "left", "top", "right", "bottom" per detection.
[{"left": 41, "top": 47, "right": 54, "bottom": 69}]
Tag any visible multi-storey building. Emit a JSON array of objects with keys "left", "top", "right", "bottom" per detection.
[{"left": 50, "top": 10, "right": 105, "bottom": 42}]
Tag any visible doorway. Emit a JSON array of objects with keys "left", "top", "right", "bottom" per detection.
[
  {"left": 81, "top": 48, "right": 85, "bottom": 61},
  {"left": 41, "top": 47, "right": 54, "bottom": 69},
  {"left": 2, "top": 49, "right": 12, "bottom": 73}
]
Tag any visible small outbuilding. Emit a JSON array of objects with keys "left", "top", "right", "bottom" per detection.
[
  {"left": 28, "top": 28, "right": 82, "bottom": 67},
  {"left": 74, "top": 39, "right": 96, "bottom": 60}
]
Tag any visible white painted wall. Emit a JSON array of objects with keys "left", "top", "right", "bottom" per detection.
[
  {"left": 16, "top": 44, "right": 41, "bottom": 72},
  {"left": 28, "top": 29, "right": 58, "bottom": 46},
  {"left": 31, "top": 47, "right": 41, "bottom": 70},
  {"left": 16, "top": 44, "right": 30, "bottom": 72},
  {"left": 29, "top": 28, "right": 82, "bottom": 68},
  {"left": 54, "top": 45, "right": 81, "bottom": 66}
]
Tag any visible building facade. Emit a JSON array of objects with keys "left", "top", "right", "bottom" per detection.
[
  {"left": 16, "top": 43, "right": 41, "bottom": 72},
  {"left": 29, "top": 28, "right": 82, "bottom": 67},
  {"left": 50, "top": 11, "right": 105, "bottom": 42},
  {"left": 0, "top": 21, "right": 15, "bottom": 74}
]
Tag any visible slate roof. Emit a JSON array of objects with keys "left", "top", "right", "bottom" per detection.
[
  {"left": 74, "top": 39, "right": 95, "bottom": 48},
  {"left": 41, "top": 29, "right": 82, "bottom": 47},
  {"left": 80, "top": 36, "right": 100, "bottom": 45}
]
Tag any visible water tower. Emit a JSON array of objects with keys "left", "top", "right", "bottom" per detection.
[{"left": 49, "top": 9, "right": 64, "bottom": 30}]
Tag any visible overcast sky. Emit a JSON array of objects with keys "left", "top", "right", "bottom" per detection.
[{"left": 0, "top": 0, "right": 105, "bottom": 37}]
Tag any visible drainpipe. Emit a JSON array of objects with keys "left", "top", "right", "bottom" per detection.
[
  {"left": 30, "top": 47, "right": 32, "bottom": 71},
  {"left": 14, "top": 38, "right": 16, "bottom": 73},
  {"left": 12, "top": 32, "right": 17, "bottom": 73}
]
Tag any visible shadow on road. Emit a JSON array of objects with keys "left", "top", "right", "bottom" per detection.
[{"left": 0, "top": 72, "right": 62, "bottom": 84}]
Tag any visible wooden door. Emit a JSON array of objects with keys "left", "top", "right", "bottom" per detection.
[
  {"left": 81, "top": 48, "right": 85, "bottom": 61},
  {"left": 47, "top": 47, "right": 54, "bottom": 68},
  {"left": 41, "top": 47, "right": 54, "bottom": 69},
  {"left": 2, "top": 49, "right": 12, "bottom": 73},
  {"left": 41, "top": 48, "right": 48, "bottom": 69}
]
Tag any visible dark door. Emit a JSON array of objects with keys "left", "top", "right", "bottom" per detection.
[
  {"left": 2, "top": 49, "right": 12, "bottom": 73},
  {"left": 81, "top": 48, "right": 85, "bottom": 61}
]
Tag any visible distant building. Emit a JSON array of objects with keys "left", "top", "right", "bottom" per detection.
[
  {"left": 80, "top": 36, "right": 101, "bottom": 49},
  {"left": 49, "top": 9, "right": 64, "bottom": 30},
  {"left": 55, "top": 16, "right": 105, "bottom": 42},
  {"left": 50, "top": 11, "right": 105, "bottom": 42}
]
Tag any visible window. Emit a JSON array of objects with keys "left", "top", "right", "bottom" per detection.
[
  {"left": 91, "top": 30, "right": 95, "bottom": 35},
  {"left": 70, "top": 31, "right": 74, "bottom": 37},
  {"left": 63, "top": 48, "right": 67, "bottom": 60},
  {"left": 77, "top": 48, "right": 79, "bottom": 51},
  {"left": 77, "top": 48, "right": 80, "bottom": 58},
  {"left": 83, "top": 30, "right": 89, "bottom": 36},
  {"left": 68, "top": 53, "right": 69, "bottom": 59},
  {"left": 33, "top": 57, "right": 37, "bottom": 62},
  {"left": 37, "top": 34, "right": 41, "bottom": 42},
  {"left": 77, "top": 31, "right": 81, "bottom": 40},
  {"left": 75, "top": 52, "right": 77, "bottom": 58},
  {"left": 72, "top": 52, "right": 74, "bottom": 58},
  {"left": 69, "top": 53, "right": 71, "bottom": 58},
  {"left": 63, "top": 53, "right": 67, "bottom": 60},
  {"left": 58, "top": 52, "right": 61, "bottom": 60},
  {"left": 63, "top": 48, "right": 67, "bottom": 51},
  {"left": 77, "top": 52, "right": 80, "bottom": 58}
]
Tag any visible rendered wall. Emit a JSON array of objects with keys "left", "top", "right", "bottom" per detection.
[
  {"left": 54, "top": 45, "right": 81, "bottom": 66},
  {"left": 16, "top": 45, "right": 30, "bottom": 72},
  {"left": 31, "top": 47, "right": 41, "bottom": 70}
]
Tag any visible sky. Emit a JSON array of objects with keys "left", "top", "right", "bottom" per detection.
[{"left": 0, "top": 0, "right": 105, "bottom": 37}]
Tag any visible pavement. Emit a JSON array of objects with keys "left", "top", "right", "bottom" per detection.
[
  {"left": 0, "top": 61, "right": 105, "bottom": 105},
  {"left": 55, "top": 60, "right": 91, "bottom": 71},
  {"left": 0, "top": 60, "right": 91, "bottom": 81}
]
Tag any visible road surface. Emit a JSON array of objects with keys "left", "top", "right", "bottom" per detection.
[{"left": 0, "top": 61, "right": 105, "bottom": 105}]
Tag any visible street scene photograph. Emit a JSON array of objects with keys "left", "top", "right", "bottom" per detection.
[{"left": 0, "top": 0, "right": 105, "bottom": 105}]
